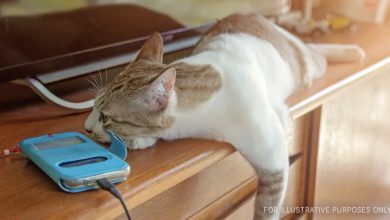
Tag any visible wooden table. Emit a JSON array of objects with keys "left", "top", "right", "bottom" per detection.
[{"left": 1, "top": 12, "right": 390, "bottom": 220}]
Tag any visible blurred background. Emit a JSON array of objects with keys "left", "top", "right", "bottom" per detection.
[{"left": 0, "top": 0, "right": 291, "bottom": 26}]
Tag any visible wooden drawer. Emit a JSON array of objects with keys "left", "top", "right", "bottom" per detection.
[
  {"left": 224, "top": 195, "right": 256, "bottom": 220},
  {"left": 118, "top": 152, "right": 257, "bottom": 220}
]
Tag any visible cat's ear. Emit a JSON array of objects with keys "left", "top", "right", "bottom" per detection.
[
  {"left": 135, "top": 32, "right": 164, "bottom": 63},
  {"left": 145, "top": 68, "right": 176, "bottom": 111}
]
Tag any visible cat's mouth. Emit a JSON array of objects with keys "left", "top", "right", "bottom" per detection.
[
  {"left": 97, "top": 138, "right": 111, "bottom": 144},
  {"left": 96, "top": 137, "right": 111, "bottom": 145},
  {"left": 85, "top": 132, "right": 111, "bottom": 145}
]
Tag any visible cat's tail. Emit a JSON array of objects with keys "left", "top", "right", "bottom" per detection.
[
  {"left": 274, "top": 22, "right": 366, "bottom": 86},
  {"left": 308, "top": 43, "right": 366, "bottom": 63},
  {"left": 303, "top": 43, "right": 365, "bottom": 87}
]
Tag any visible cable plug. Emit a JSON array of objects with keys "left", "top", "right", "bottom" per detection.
[{"left": 96, "top": 178, "right": 132, "bottom": 220}]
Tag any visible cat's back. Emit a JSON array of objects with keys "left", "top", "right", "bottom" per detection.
[
  {"left": 195, "top": 13, "right": 326, "bottom": 88},
  {"left": 197, "top": 13, "right": 301, "bottom": 76},
  {"left": 185, "top": 14, "right": 299, "bottom": 99}
]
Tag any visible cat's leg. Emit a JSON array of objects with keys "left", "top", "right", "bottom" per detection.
[
  {"left": 125, "top": 137, "right": 157, "bottom": 150},
  {"left": 255, "top": 162, "right": 289, "bottom": 220},
  {"left": 272, "top": 101, "right": 289, "bottom": 129},
  {"left": 229, "top": 106, "right": 289, "bottom": 220},
  {"left": 252, "top": 114, "right": 289, "bottom": 220}
]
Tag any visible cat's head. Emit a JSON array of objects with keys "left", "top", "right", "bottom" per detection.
[{"left": 84, "top": 33, "right": 176, "bottom": 143}]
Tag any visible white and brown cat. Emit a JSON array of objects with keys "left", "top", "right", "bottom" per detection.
[{"left": 85, "top": 13, "right": 358, "bottom": 219}]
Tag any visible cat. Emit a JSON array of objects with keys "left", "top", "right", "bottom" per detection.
[{"left": 85, "top": 13, "right": 327, "bottom": 220}]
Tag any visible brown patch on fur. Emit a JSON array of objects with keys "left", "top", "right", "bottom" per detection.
[
  {"left": 170, "top": 62, "right": 222, "bottom": 109},
  {"left": 255, "top": 169, "right": 285, "bottom": 219},
  {"left": 199, "top": 13, "right": 305, "bottom": 84}
]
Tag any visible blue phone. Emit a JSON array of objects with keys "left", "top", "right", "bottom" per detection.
[{"left": 20, "top": 131, "right": 130, "bottom": 193}]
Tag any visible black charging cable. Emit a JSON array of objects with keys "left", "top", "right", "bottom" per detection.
[{"left": 96, "top": 178, "right": 132, "bottom": 220}]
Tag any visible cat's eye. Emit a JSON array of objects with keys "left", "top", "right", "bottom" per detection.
[{"left": 99, "top": 112, "right": 109, "bottom": 123}]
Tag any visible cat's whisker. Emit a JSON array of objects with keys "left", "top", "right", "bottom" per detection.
[
  {"left": 93, "top": 78, "right": 100, "bottom": 89},
  {"left": 105, "top": 68, "right": 108, "bottom": 86},
  {"left": 99, "top": 69, "right": 103, "bottom": 88},
  {"left": 92, "top": 74, "right": 101, "bottom": 89},
  {"left": 88, "top": 88, "right": 98, "bottom": 96},
  {"left": 86, "top": 78, "right": 99, "bottom": 90}
]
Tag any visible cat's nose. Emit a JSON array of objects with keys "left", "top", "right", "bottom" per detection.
[{"left": 85, "top": 128, "right": 92, "bottom": 134}]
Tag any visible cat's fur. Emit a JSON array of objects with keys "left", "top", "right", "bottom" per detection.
[{"left": 85, "top": 13, "right": 326, "bottom": 219}]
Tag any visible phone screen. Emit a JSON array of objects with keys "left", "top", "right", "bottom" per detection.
[{"left": 33, "top": 136, "right": 85, "bottom": 150}]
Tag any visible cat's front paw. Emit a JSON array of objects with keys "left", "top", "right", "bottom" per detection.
[{"left": 125, "top": 137, "right": 157, "bottom": 150}]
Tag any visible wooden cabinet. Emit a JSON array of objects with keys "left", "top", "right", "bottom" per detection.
[
  {"left": 281, "top": 7, "right": 390, "bottom": 218},
  {"left": 312, "top": 69, "right": 390, "bottom": 220}
]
